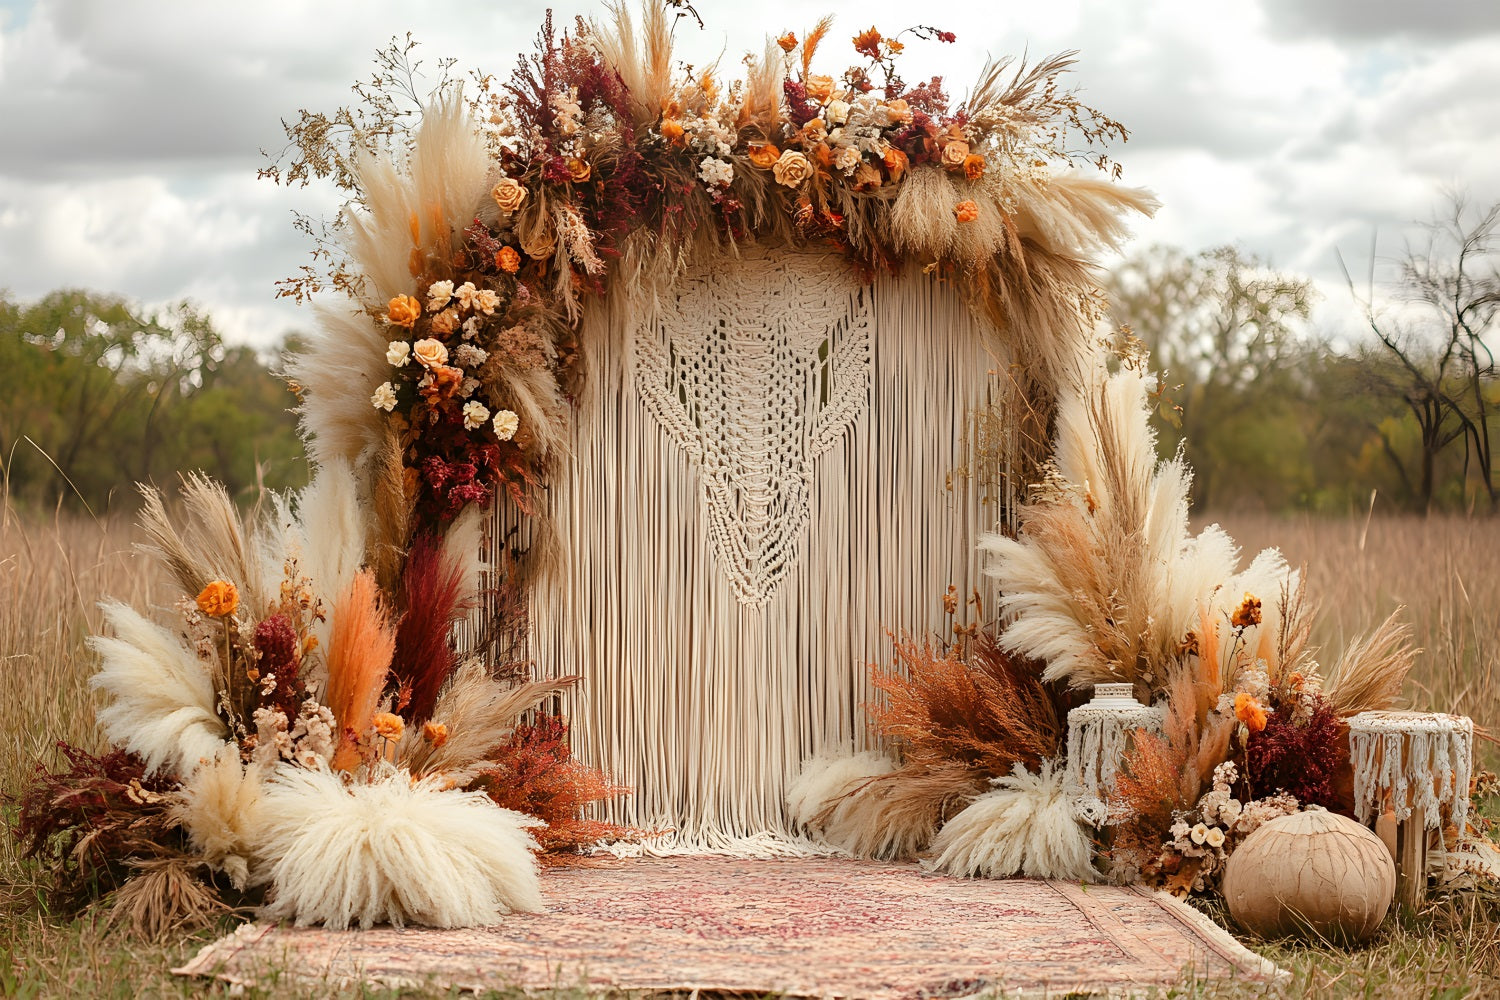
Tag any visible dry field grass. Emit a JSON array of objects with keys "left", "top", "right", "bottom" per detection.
[{"left": 1, "top": 503, "right": 1497, "bottom": 997}]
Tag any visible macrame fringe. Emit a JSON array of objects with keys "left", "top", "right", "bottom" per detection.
[
  {"left": 487, "top": 247, "right": 1008, "bottom": 851},
  {"left": 1349, "top": 712, "right": 1473, "bottom": 832}
]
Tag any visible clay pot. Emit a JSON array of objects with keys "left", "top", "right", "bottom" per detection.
[{"left": 1221, "top": 807, "right": 1395, "bottom": 943}]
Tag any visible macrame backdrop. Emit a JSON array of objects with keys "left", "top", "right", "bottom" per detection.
[{"left": 488, "top": 245, "right": 1010, "bottom": 852}]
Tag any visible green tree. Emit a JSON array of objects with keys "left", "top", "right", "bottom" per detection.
[{"left": 1106, "top": 245, "right": 1316, "bottom": 509}]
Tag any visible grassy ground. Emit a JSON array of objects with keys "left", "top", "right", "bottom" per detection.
[{"left": 2, "top": 505, "right": 1497, "bottom": 998}]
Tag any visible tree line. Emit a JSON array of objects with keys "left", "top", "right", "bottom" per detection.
[
  {"left": 3, "top": 196, "right": 1495, "bottom": 517},
  {"left": 0, "top": 290, "right": 306, "bottom": 514},
  {"left": 1107, "top": 196, "right": 1500, "bottom": 515}
]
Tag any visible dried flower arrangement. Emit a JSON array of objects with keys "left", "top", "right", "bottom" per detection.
[{"left": 14, "top": 469, "right": 631, "bottom": 934}]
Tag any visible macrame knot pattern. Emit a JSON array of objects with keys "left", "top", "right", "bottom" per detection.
[
  {"left": 634, "top": 247, "right": 873, "bottom": 606},
  {"left": 1347, "top": 710, "right": 1473, "bottom": 832}
]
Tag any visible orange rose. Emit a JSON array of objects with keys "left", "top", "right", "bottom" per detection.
[
  {"left": 853, "top": 162, "right": 883, "bottom": 191},
  {"left": 422, "top": 721, "right": 450, "bottom": 747},
  {"left": 954, "top": 200, "right": 980, "bottom": 223},
  {"left": 659, "top": 118, "right": 685, "bottom": 145},
  {"left": 419, "top": 364, "right": 464, "bottom": 401},
  {"left": 386, "top": 294, "right": 421, "bottom": 328},
  {"left": 941, "top": 139, "right": 970, "bottom": 170},
  {"left": 1231, "top": 593, "right": 1262, "bottom": 629},
  {"left": 566, "top": 157, "right": 592, "bottom": 183},
  {"left": 196, "top": 580, "right": 239, "bottom": 618},
  {"left": 884, "top": 99, "right": 913, "bottom": 125},
  {"left": 777, "top": 32, "right": 798, "bottom": 52},
  {"left": 962, "top": 153, "right": 986, "bottom": 181},
  {"left": 882, "top": 145, "right": 908, "bottom": 182},
  {"left": 491, "top": 177, "right": 527, "bottom": 214},
  {"left": 1234, "top": 692, "right": 1269, "bottom": 734},
  {"left": 805, "top": 74, "right": 835, "bottom": 102},
  {"left": 747, "top": 142, "right": 781, "bottom": 169},
  {"left": 372, "top": 712, "right": 405, "bottom": 741},
  {"left": 496, "top": 246, "right": 521, "bottom": 273}
]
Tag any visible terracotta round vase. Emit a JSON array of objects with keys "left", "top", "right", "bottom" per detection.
[{"left": 1221, "top": 807, "right": 1395, "bottom": 943}]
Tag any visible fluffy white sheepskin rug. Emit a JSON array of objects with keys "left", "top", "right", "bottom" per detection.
[
  {"left": 926, "top": 761, "right": 1097, "bottom": 881},
  {"left": 256, "top": 764, "right": 545, "bottom": 929}
]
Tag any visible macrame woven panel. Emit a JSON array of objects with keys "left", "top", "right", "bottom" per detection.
[
  {"left": 490, "top": 248, "right": 1005, "bottom": 852},
  {"left": 633, "top": 247, "right": 873, "bottom": 607},
  {"left": 1065, "top": 705, "right": 1164, "bottom": 820}
]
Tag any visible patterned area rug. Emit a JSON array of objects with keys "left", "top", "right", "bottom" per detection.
[{"left": 176, "top": 857, "right": 1285, "bottom": 997}]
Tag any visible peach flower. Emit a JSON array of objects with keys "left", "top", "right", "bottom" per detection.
[
  {"left": 372, "top": 712, "right": 405, "bottom": 741},
  {"left": 962, "top": 153, "right": 986, "bottom": 181},
  {"left": 1234, "top": 692, "right": 1269, "bottom": 733},
  {"left": 412, "top": 338, "right": 449, "bottom": 369},
  {"left": 954, "top": 200, "right": 980, "bottom": 223},
  {"left": 491, "top": 177, "right": 527, "bottom": 214},
  {"left": 941, "top": 139, "right": 970, "bottom": 169},
  {"left": 747, "top": 142, "right": 781, "bottom": 169},
  {"left": 805, "top": 75, "right": 835, "bottom": 102},
  {"left": 566, "top": 157, "right": 592, "bottom": 183},
  {"left": 772, "top": 149, "right": 814, "bottom": 188}
]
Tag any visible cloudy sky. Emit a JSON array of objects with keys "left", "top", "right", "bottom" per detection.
[{"left": 1, "top": 0, "right": 1497, "bottom": 347}]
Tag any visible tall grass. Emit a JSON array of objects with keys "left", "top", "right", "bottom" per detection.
[
  {"left": 1208, "top": 511, "right": 1500, "bottom": 770},
  {"left": 1, "top": 503, "right": 1496, "bottom": 996}
]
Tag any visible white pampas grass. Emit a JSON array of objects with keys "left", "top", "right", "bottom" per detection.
[
  {"left": 926, "top": 761, "right": 1096, "bottom": 881},
  {"left": 138, "top": 475, "right": 268, "bottom": 614},
  {"left": 283, "top": 306, "right": 391, "bottom": 469},
  {"left": 256, "top": 763, "right": 544, "bottom": 929},
  {"left": 174, "top": 747, "right": 266, "bottom": 889},
  {"left": 786, "top": 751, "right": 895, "bottom": 835},
  {"left": 261, "top": 459, "right": 369, "bottom": 691},
  {"left": 90, "top": 602, "right": 227, "bottom": 777},
  {"left": 1011, "top": 173, "right": 1160, "bottom": 258},
  {"left": 347, "top": 92, "right": 491, "bottom": 306}
]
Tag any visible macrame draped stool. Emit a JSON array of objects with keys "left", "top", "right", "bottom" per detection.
[
  {"left": 1065, "top": 683, "right": 1163, "bottom": 824},
  {"left": 1347, "top": 711, "right": 1474, "bottom": 908}
]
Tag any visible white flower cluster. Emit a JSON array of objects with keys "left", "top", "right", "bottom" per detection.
[
  {"left": 252, "top": 698, "right": 338, "bottom": 770},
  {"left": 684, "top": 115, "right": 735, "bottom": 192},
  {"left": 1159, "top": 761, "right": 1302, "bottom": 895}
]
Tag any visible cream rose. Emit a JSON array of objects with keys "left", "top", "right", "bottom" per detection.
[
  {"left": 462, "top": 400, "right": 490, "bottom": 431},
  {"left": 426, "top": 280, "right": 454, "bottom": 311},
  {"left": 370, "top": 382, "right": 398, "bottom": 411},
  {"left": 386, "top": 341, "right": 411, "bottom": 367},
  {"left": 1205, "top": 826, "right": 1226, "bottom": 849},
  {"left": 772, "top": 150, "right": 813, "bottom": 188},
  {"left": 492, "top": 409, "right": 520, "bottom": 441},
  {"left": 412, "top": 338, "right": 449, "bottom": 369},
  {"left": 491, "top": 177, "right": 527, "bottom": 214}
]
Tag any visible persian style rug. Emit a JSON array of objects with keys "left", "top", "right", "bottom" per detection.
[{"left": 176, "top": 857, "right": 1286, "bottom": 997}]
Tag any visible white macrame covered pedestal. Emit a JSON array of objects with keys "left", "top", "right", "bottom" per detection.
[
  {"left": 1348, "top": 710, "right": 1474, "bottom": 908},
  {"left": 490, "top": 245, "right": 1006, "bottom": 852},
  {"left": 1064, "top": 683, "right": 1163, "bottom": 824}
]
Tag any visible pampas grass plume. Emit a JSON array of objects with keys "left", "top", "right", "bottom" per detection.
[
  {"left": 325, "top": 570, "right": 395, "bottom": 769},
  {"left": 926, "top": 761, "right": 1095, "bottom": 881},
  {"left": 174, "top": 746, "right": 265, "bottom": 889},
  {"left": 786, "top": 751, "right": 894, "bottom": 836},
  {"left": 90, "top": 602, "right": 227, "bottom": 777},
  {"left": 257, "top": 763, "right": 544, "bottom": 929}
]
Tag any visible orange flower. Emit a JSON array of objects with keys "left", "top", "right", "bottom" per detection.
[
  {"left": 777, "top": 31, "right": 798, "bottom": 52},
  {"left": 195, "top": 580, "right": 239, "bottom": 618},
  {"left": 659, "top": 118, "right": 685, "bottom": 145},
  {"left": 954, "top": 200, "right": 979, "bottom": 223},
  {"left": 941, "top": 139, "right": 971, "bottom": 170},
  {"left": 747, "top": 142, "right": 781, "bottom": 169},
  {"left": 805, "top": 74, "right": 835, "bottom": 102},
  {"left": 884, "top": 98, "right": 913, "bottom": 125},
  {"left": 1231, "top": 593, "right": 1262, "bottom": 630},
  {"left": 885, "top": 38, "right": 905, "bottom": 54},
  {"left": 496, "top": 246, "right": 521, "bottom": 273},
  {"left": 852, "top": 162, "right": 883, "bottom": 191},
  {"left": 962, "top": 153, "right": 986, "bottom": 181},
  {"left": 422, "top": 721, "right": 450, "bottom": 748},
  {"left": 386, "top": 294, "right": 421, "bottom": 328},
  {"left": 418, "top": 364, "right": 464, "bottom": 401},
  {"left": 1234, "top": 692, "right": 1269, "bottom": 733},
  {"left": 566, "top": 157, "right": 592, "bottom": 183},
  {"left": 853, "top": 27, "right": 882, "bottom": 59},
  {"left": 372, "top": 712, "right": 405, "bottom": 741},
  {"left": 882, "top": 145, "right": 908, "bottom": 182}
]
